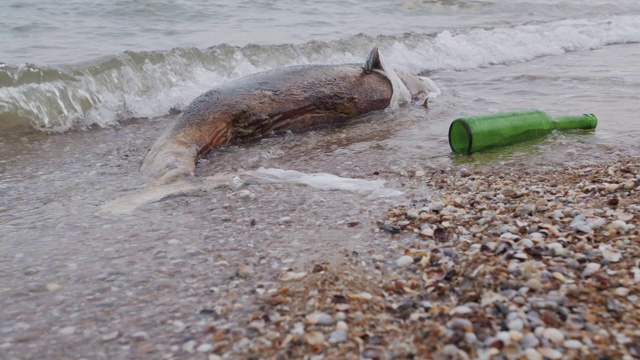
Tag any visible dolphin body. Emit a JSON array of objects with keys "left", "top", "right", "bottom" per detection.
[{"left": 141, "top": 47, "right": 430, "bottom": 184}]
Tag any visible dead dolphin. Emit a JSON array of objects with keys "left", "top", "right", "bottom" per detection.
[{"left": 141, "top": 47, "right": 430, "bottom": 184}]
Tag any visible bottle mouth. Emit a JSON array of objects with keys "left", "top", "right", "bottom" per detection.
[
  {"left": 583, "top": 113, "right": 598, "bottom": 129},
  {"left": 449, "top": 119, "right": 472, "bottom": 154}
]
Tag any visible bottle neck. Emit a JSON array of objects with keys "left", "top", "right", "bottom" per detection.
[{"left": 552, "top": 114, "right": 598, "bottom": 130}]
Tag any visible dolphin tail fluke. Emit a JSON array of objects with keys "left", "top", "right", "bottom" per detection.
[{"left": 140, "top": 128, "right": 198, "bottom": 185}]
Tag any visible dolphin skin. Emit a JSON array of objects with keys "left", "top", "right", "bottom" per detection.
[{"left": 141, "top": 47, "right": 430, "bottom": 184}]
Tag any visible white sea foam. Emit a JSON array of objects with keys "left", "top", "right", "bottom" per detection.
[
  {"left": 246, "top": 168, "right": 404, "bottom": 198},
  {"left": 102, "top": 168, "right": 402, "bottom": 214}
]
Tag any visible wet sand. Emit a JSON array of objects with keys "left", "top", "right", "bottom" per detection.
[{"left": 0, "top": 112, "right": 428, "bottom": 359}]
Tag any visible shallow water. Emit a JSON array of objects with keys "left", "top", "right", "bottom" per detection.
[{"left": 2, "top": 0, "right": 640, "bottom": 357}]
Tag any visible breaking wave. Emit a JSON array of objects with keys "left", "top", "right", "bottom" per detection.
[{"left": 1, "top": 15, "right": 639, "bottom": 132}]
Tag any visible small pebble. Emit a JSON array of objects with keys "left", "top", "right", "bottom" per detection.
[
  {"left": 520, "top": 333, "right": 540, "bottom": 348},
  {"left": 509, "top": 330, "right": 523, "bottom": 343},
  {"left": 101, "top": 331, "right": 119, "bottom": 341},
  {"left": 406, "top": 209, "right": 420, "bottom": 219},
  {"left": 305, "top": 312, "right": 335, "bottom": 326},
  {"left": 614, "top": 287, "right": 630, "bottom": 297},
  {"left": 132, "top": 331, "right": 149, "bottom": 340},
  {"left": 582, "top": 263, "right": 601, "bottom": 277},
  {"left": 396, "top": 255, "right": 414, "bottom": 267},
  {"left": 182, "top": 340, "right": 196, "bottom": 353},
  {"left": 524, "top": 278, "right": 543, "bottom": 291},
  {"left": 610, "top": 220, "right": 629, "bottom": 233},
  {"left": 429, "top": 201, "right": 445, "bottom": 212},
  {"left": 280, "top": 271, "right": 307, "bottom": 281},
  {"left": 563, "top": 339, "right": 582, "bottom": 349},
  {"left": 502, "top": 344, "right": 521, "bottom": 359},
  {"left": 524, "top": 348, "right": 543, "bottom": 360},
  {"left": 305, "top": 331, "right": 324, "bottom": 346},
  {"left": 495, "top": 331, "right": 510, "bottom": 344},
  {"left": 507, "top": 318, "right": 524, "bottom": 332},
  {"left": 538, "top": 347, "right": 562, "bottom": 359},
  {"left": 328, "top": 330, "right": 348, "bottom": 343},
  {"left": 535, "top": 198, "right": 548, "bottom": 208},
  {"left": 449, "top": 305, "right": 472, "bottom": 315},
  {"left": 513, "top": 252, "right": 529, "bottom": 260},
  {"left": 600, "top": 245, "right": 621, "bottom": 262},
  {"left": 278, "top": 216, "right": 291, "bottom": 224},
  {"left": 58, "top": 327, "right": 76, "bottom": 335},
  {"left": 46, "top": 283, "right": 62, "bottom": 292},
  {"left": 542, "top": 327, "right": 565, "bottom": 344},
  {"left": 236, "top": 263, "right": 254, "bottom": 278}
]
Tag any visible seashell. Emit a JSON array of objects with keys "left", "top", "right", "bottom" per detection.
[
  {"left": 280, "top": 271, "right": 307, "bottom": 281},
  {"left": 336, "top": 321, "right": 348, "bottom": 330},
  {"left": 508, "top": 330, "right": 523, "bottom": 343},
  {"left": 563, "top": 339, "right": 582, "bottom": 349},
  {"left": 524, "top": 348, "right": 543, "bottom": 360},
  {"left": 551, "top": 272, "right": 566, "bottom": 282},
  {"left": 609, "top": 220, "right": 629, "bottom": 233},
  {"left": 538, "top": 347, "right": 562, "bottom": 359},
  {"left": 406, "top": 209, "right": 420, "bottom": 219},
  {"left": 581, "top": 263, "right": 600, "bottom": 277},
  {"left": 348, "top": 292, "right": 372, "bottom": 300},
  {"left": 396, "top": 255, "right": 414, "bottom": 267},
  {"left": 502, "top": 344, "right": 521, "bottom": 360},
  {"left": 614, "top": 287, "right": 630, "bottom": 297},
  {"left": 305, "top": 331, "right": 325, "bottom": 346},
  {"left": 520, "top": 333, "right": 540, "bottom": 349},
  {"left": 362, "top": 346, "right": 386, "bottom": 358},
  {"left": 449, "top": 305, "right": 473, "bottom": 315},
  {"left": 429, "top": 201, "right": 445, "bottom": 212},
  {"left": 617, "top": 212, "right": 633, "bottom": 221},
  {"left": 305, "top": 312, "right": 335, "bottom": 326},
  {"left": 519, "top": 238, "right": 534, "bottom": 248},
  {"left": 524, "top": 278, "right": 543, "bottom": 291},
  {"left": 542, "top": 327, "right": 565, "bottom": 344},
  {"left": 600, "top": 245, "right": 621, "bottom": 262},
  {"left": 606, "top": 296, "right": 621, "bottom": 311},
  {"left": 328, "top": 329, "right": 347, "bottom": 343},
  {"left": 500, "top": 232, "right": 520, "bottom": 241},
  {"left": 420, "top": 228, "right": 434, "bottom": 237},
  {"left": 507, "top": 318, "right": 524, "bottom": 332},
  {"left": 447, "top": 318, "right": 473, "bottom": 332}
]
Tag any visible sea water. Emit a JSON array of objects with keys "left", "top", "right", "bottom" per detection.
[
  {"left": 1, "top": 0, "right": 640, "bottom": 132},
  {"left": 1, "top": 1, "right": 640, "bottom": 357}
]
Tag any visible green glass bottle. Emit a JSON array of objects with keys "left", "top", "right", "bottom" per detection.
[{"left": 448, "top": 110, "right": 598, "bottom": 154}]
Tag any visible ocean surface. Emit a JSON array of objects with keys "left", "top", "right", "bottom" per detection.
[
  {"left": 1, "top": 0, "right": 640, "bottom": 132},
  {"left": 1, "top": 1, "right": 640, "bottom": 357}
]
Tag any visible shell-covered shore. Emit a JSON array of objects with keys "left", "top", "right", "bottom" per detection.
[{"left": 202, "top": 157, "right": 640, "bottom": 359}]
